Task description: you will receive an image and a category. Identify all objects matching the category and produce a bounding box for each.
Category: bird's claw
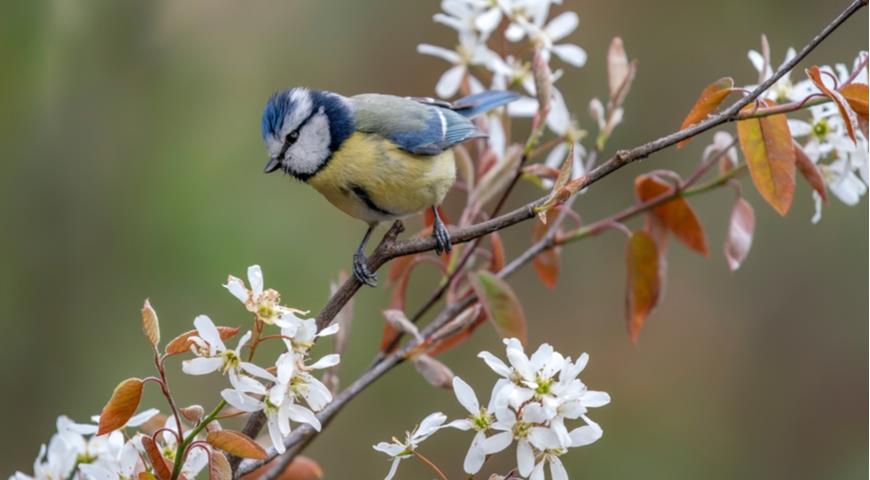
[352,251,378,287]
[433,218,452,256]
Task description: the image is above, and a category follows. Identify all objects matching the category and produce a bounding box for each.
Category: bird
[260,88,520,287]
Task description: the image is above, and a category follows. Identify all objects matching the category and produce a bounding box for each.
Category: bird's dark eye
[285,130,300,144]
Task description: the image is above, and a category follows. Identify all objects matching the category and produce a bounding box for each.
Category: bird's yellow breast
[307,133,456,223]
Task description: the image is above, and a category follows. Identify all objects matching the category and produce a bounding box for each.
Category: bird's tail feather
[452,90,521,118]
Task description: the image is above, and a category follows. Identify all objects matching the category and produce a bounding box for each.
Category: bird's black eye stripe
[285,130,300,144]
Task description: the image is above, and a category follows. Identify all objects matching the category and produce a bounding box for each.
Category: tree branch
[234,0,866,475]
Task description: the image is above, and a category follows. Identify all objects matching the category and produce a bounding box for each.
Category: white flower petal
[193,315,224,350]
[550,456,569,480]
[247,265,264,296]
[317,323,340,337]
[436,65,466,99]
[309,354,341,370]
[220,389,262,412]
[125,408,160,427]
[552,43,587,67]
[417,43,461,64]
[415,412,447,439]
[240,361,277,382]
[475,7,502,33]
[463,432,487,474]
[373,442,405,457]
[478,351,512,377]
[517,439,535,476]
[447,419,473,431]
[480,431,513,454]
[384,457,401,480]
[569,424,603,447]
[182,357,223,376]
[224,276,248,303]
[286,404,321,431]
[544,12,579,42]
[267,416,286,454]
[582,390,611,407]
[452,377,480,414]
[230,372,267,395]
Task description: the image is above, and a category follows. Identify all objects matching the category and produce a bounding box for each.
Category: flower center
[813,118,830,139]
[471,408,493,431]
[535,375,555,396]
[219,350,240,374]
[512,419,532,439]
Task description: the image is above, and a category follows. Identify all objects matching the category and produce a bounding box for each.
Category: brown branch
[234,0,866,475]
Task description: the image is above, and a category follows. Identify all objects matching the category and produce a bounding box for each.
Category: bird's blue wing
[351,94,485,155]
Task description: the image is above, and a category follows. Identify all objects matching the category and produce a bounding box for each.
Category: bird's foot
[432,217,452,256]
[352,251,378,287]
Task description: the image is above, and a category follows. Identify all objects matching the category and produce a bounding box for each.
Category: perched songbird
[260,88,519,286]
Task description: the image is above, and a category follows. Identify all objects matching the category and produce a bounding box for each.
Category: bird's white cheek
[289,111,332,175]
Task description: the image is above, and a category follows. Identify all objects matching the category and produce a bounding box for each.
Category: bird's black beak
[263,157,281,174]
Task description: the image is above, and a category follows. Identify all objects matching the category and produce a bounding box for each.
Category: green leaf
[470,271,527,345]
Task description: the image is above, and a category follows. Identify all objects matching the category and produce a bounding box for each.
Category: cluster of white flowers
[7,410,206,480]
[419,0,592,182]
[183,265,340,454]
[374,339,609,480]
[745,44,868,222]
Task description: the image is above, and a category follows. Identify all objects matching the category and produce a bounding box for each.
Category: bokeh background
[1,0,867,478]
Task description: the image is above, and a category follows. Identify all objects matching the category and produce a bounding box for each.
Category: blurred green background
[1,0,867,478]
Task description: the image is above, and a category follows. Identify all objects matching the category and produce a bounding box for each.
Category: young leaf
[531,208,561,289]
[141,299,160,349]
[207,430,267,459]
[736,101,795,215]
[607,37,636,107]
[724,198,755,272]
[625,231,662,343]
[470,271,527,345]
[241,456,324,480]
[97,377,144,435]
[165,326,240,355]
[806,66,858,142]
[412,354,455,389]
[489,231,506,272]
[141,436,172,480]
[210,451,233,480]
[677,77,734,148]
[426,305,486,357]
[793,141,828,203]
[839,83,869,137]
[634,175,709,255]
[138,473,158,480]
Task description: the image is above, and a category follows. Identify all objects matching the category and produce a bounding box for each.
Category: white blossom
[224,264,303,327]
[373,412,447,480]
[181,315,275,394]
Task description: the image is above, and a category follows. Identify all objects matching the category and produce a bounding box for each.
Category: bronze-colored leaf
[634,175,709,255]
[206,430,267,459]
[724,198,755,272]
[470,271,527,345]
[531,208,561,289]
[242,456,324,480]
[210,451,232,480]
[138,472,158,480]
[412,354,455,389]
[793,141,828,203]
[625,231,662,343]
[736,101,795,215]
[839,83,869,137]
[807,66,858,142]
[97,378,144,435]
[165,326,241,355]
[489,231,506,273]
[426,305,486,357]
[677,77,734,148]
[141,436,172,480]
[141,299,160,349]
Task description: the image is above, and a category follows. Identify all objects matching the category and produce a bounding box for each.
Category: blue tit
[260,88,519,286]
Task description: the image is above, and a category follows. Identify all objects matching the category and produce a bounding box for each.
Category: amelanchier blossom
[373,339,609,480]
[182,314,276,394]
[224,264,304,327]
[373,412,447,480]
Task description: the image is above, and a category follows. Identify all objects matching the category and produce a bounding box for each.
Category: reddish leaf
[412,354,455,389]
[165,326,240,355]
[242,456,324,480]
[97,378,144,435]
[635,175,709,255]
[470,271,527,345]
[531,208,561,289]
[625,231,662,343]
[736,101,795,215]
[386,254,417,285]
[207,430,267,459]
[138,473,158,480]
[839,83,869,137]
[489,232,506,272]
[380,255,430,352]
[141,436,172,480]
[423,206,450,229]
[210,451,232,480]
[793,141,828,204]
[677,77,734,148]
[141,299,160,349]
[807,66,858,142]
[724,198,755,272]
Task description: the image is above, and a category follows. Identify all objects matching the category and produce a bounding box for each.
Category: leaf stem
[413,451,450,480]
